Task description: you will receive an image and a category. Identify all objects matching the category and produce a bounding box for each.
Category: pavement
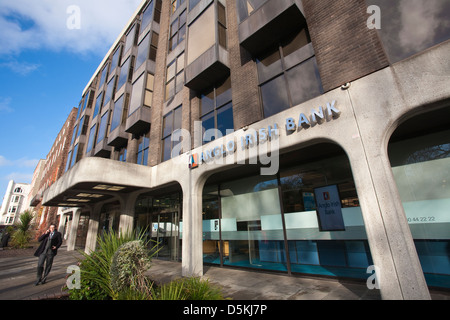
[0,246,449,301]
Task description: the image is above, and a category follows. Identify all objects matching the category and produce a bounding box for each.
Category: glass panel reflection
[367,0,450,63]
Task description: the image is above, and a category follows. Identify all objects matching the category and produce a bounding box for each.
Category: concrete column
[360,145,430,300]
[84,204,102,254]
[342,72,431,300]
[66,209,81,251]
[118,193,139,236]
[181,173,206,278]
[57,212,68,240]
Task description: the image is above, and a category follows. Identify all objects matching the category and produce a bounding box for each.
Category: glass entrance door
[153,210,180,261]
[135,191,182,262]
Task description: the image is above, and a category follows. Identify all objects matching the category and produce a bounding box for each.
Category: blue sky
[0,0,142,196]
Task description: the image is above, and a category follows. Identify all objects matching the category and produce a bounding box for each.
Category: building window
[136,31,158,72]
[98,63,109,89]
[200,77,233,144]
[86,124,97,153]
[70,144,79,168]
[137,131,150,166]
[140,0,155,34]
[129,72,154,116]
[161,106,183,162]
[65,150,72,172]
[110,45,123,74]
[171,0,185,14]
[118,148,127,162]
[80,116,90,136]
[203,144,372,279]
[80,90,93,115]
[117,56,135,91]
[388,106,450,289]
[165,53,185,100]
[189,0,201,11]
[187,4,215,65]
[111,94,129,132]
[236,0,266,23]
[218,3,227,48]
[169,9,186,52]
[71,125,78,146]
[125,23,139,53]
[103,76,117,107]
[257,28,323,118]
[149,32,159,61]
[97,111,110,144]
[93,92,104,119]
[154,0,162,23]
[136,33,150,71]
[13,187,22,193]
[367,0,450,64]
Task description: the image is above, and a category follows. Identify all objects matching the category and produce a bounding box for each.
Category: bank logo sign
[189,100,341,172]
[189,153,199,169]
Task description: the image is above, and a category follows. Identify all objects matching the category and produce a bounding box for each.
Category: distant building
[29,107,78,233]
[0,180,31,225]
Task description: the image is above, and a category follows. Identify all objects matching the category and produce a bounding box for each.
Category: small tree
[11,210,35,248]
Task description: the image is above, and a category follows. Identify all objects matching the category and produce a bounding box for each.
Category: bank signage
[189,100,341,170]
[314,184,346,231]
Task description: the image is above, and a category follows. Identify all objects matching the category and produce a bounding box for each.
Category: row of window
[67,0,324,168]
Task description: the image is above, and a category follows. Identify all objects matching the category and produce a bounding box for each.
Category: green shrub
[67,229,151,300]
[152,277,227,300]
[152,279,186,300]
[11,211,34,248]
[181,277,226,300]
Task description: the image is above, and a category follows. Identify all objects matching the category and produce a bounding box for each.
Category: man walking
[34,223,63,285]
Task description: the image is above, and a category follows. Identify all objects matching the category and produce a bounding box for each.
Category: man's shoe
[41,278,47,284]
[34,280,41,286]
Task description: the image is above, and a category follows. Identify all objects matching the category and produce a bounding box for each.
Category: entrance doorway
[152,210,181,261]
[135,190,182,262]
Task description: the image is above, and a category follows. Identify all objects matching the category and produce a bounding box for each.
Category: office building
[42,0,450,299]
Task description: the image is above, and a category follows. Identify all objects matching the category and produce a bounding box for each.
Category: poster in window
[314,185,345,231]
[302,192,315,211]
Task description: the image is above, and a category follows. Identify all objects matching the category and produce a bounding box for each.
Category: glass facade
[367,0,450,64]
[236,0,267,23]
[96,111,109,144]
[86,124,97,153]
[110,94,125,132]
[187,3,216,65]
[203,144,373,279]
[161,106,183,162]
[200,77,233,144]
[257,28,323,118]
[389,107,450,289]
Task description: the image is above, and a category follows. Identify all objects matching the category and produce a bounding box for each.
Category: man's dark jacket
[34,231,63,257]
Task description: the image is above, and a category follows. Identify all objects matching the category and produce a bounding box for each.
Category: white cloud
[0,0,143,57]
[0,59,40,75]
[5,172,33,183]
[0,156,13,167]
[0,97,13,113]
[0,155,39,168]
